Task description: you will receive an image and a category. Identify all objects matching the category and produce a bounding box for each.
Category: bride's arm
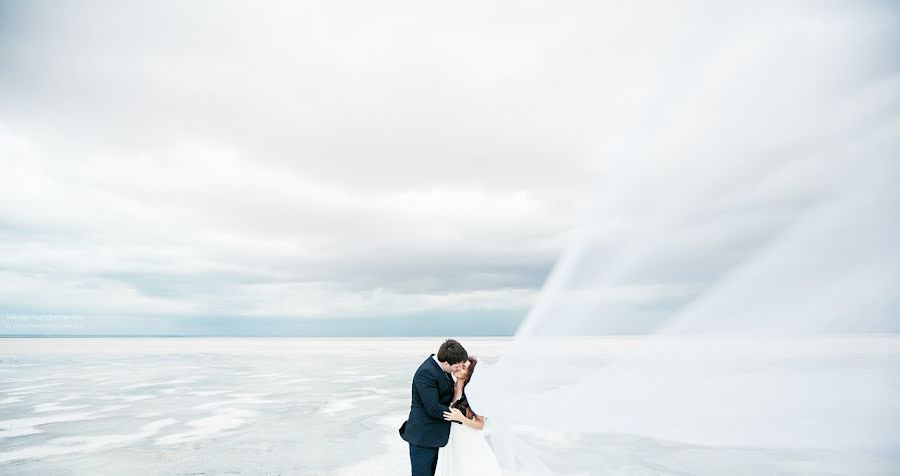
[443,408,485,430]
[464,415,485,431]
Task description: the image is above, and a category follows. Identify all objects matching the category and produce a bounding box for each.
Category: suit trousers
[409,443,439,476]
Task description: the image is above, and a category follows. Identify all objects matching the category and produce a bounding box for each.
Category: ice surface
[0,337,897,475]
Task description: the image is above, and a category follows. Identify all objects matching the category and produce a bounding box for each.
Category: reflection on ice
[155,408,253,445]
[0,418,177,464]
[319,395,379,416]
[32,402,91,413]
[1,412,97,439]
[192,394,284,410]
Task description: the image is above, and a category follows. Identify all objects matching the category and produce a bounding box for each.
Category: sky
[1,1,897,336]
[0,0,624,335]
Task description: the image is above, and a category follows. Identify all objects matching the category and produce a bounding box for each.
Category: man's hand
[443,407,464,422]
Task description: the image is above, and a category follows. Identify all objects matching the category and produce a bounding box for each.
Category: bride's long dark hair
[451,356,478,419]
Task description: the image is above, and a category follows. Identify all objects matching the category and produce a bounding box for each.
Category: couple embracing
[399,339,502,476]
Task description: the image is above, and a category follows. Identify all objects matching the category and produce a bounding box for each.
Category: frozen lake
[1,337,897,475]
[0,338,510,476]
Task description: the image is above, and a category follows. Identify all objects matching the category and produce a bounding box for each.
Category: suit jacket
[399,354,455,447]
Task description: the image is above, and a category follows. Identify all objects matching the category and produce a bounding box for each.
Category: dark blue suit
[399,354,455,476]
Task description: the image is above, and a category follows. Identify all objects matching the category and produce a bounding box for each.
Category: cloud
[2,0,632,327]
[2,1,895,335]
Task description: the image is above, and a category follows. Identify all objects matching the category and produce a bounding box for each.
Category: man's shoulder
[414,356,438,375]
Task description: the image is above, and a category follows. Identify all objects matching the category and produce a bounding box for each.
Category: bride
[435,356,503,476]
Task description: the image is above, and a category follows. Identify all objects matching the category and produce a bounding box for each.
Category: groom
[399,339,468,476]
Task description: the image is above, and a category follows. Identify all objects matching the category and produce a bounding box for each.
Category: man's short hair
[437,339,468,365]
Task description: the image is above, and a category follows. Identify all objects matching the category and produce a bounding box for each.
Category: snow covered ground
[0,337,897,475]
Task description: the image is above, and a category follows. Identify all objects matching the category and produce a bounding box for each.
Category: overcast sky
[1,1,897,336]
[0,1,631,335]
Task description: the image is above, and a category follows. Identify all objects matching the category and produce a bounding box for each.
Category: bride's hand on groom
[443,407,464,422]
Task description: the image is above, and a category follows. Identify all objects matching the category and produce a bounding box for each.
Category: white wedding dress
[434,414,502,476]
